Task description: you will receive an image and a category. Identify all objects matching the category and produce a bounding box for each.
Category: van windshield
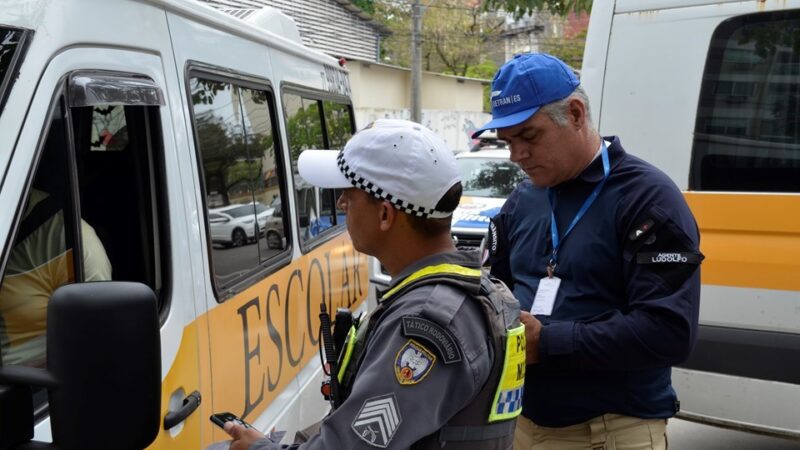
[0,27,27,115]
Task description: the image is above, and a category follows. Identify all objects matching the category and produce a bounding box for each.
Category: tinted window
[191,77,289,293]
[0,82,166,390]
[323,100,353,149]
[690,10,800,192]
[0,27,27,115]
[283,93,353,247]
[458,157,526,197]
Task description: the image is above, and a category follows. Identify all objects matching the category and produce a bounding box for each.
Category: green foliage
[482,0,592,19]
[285,99,324,161]
[351,0,375,14]
[540,28,587,70]
[465,60,498,112]
[376,0,505,77]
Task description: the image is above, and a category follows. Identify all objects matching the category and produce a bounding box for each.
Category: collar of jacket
[379,250,482,302]
[576,135,626,184]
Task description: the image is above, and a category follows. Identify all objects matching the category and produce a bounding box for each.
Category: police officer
[472,54,702,449]
[224,119,525,450]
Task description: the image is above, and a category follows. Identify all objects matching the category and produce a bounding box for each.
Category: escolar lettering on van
[209,241,368,421]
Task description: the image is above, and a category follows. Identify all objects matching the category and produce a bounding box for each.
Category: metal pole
[410,0,422,123]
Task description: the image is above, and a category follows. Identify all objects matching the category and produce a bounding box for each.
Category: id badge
[531,276,561,316]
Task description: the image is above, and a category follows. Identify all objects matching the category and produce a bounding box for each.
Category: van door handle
[163,390,201,430]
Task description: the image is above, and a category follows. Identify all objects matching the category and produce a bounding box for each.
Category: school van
[0,1,369,448]
[582,0,800,438]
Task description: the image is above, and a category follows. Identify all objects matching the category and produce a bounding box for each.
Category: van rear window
[0,27,28,115]
[690,10,800,192]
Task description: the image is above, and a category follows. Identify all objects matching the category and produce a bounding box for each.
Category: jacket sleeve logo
[394,339,436,385]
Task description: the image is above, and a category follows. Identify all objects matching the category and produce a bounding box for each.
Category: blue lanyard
[548,142,610,273]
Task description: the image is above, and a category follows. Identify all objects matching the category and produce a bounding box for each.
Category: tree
[376,0,505,77]
[540,28,587,70]
[482,0,592,18]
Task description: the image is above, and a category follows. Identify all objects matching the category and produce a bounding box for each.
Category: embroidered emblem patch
[394,339,436,385]
[352,394,401,448]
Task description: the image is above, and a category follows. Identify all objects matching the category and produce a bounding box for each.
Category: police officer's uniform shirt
[488,136,702,427]
[249,251,494,449]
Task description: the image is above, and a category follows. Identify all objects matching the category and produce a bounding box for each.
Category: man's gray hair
[539,85,594,129]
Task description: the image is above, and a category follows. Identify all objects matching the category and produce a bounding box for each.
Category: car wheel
[266,231,282,250]
[232,228,246,247]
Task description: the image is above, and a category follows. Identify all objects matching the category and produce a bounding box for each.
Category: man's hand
[224,421,270,450]
[520,311,542,364]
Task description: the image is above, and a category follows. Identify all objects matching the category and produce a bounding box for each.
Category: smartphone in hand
[210,412,254,430]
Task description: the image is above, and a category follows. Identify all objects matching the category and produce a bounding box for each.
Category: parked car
[208,202,273,247]
[263,199,286,249]
[469,130,508,152]
[452,149,525,252]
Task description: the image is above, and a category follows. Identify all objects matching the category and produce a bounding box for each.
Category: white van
[582,0,800,439]
[0,1,369,448]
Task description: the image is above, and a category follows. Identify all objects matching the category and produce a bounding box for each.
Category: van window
[0,27,29,115]
[283,92,354,249]
[0,80,167,411]
[690,10,800,192]
[190,77,289,294]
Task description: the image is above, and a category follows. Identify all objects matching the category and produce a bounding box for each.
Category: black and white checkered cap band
[336,153,452,219]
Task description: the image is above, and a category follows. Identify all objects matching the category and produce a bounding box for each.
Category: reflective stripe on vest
[338,263,481,392]
[337,325,358,383]
[382,264,481,301]
[488,324,525,422]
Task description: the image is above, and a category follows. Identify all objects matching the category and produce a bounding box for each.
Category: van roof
[0,0,341,68]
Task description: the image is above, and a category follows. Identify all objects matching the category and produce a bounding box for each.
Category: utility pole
[410,0,422,123]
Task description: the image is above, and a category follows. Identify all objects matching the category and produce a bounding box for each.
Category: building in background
[347,58,490,153]
[200,0,389,61]
[199,0,490,152]
[499,11,589,68]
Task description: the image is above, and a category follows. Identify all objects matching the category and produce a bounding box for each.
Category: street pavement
[669,418,800,449]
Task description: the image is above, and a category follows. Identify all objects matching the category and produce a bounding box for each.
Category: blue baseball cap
[472,53,580,138]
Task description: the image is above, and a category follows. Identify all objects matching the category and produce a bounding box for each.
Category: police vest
[337,264,525,449]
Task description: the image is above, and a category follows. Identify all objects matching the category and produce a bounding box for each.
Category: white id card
[531,276,561,316]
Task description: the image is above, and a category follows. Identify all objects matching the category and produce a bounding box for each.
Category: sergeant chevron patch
[352,393,402,448]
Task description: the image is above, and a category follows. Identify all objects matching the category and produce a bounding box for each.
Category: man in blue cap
[474,53,703,449]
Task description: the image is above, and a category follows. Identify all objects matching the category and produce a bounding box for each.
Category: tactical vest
[337,264,525,450]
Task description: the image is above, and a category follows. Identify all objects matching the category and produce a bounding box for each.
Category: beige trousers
[514,414,667,450]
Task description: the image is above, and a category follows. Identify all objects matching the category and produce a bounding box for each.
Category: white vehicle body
[209,203,273,247]
[583,0,800,438]
[0,1,368,448]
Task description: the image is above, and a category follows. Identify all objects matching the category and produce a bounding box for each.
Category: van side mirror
[47,281,161,450]
[0,282,160,450]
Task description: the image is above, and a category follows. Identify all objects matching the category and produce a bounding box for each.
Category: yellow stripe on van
[202,233,368,446]
[685,192,800,291]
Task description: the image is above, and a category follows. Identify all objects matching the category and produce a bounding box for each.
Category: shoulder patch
[352,393,401,448]
[394,340,436,385]
[401,316,462,364]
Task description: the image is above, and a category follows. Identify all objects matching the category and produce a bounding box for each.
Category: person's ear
[568,98,587,129]
[379,201,396,231]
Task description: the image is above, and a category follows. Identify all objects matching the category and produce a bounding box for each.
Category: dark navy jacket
[488,137,702,427]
